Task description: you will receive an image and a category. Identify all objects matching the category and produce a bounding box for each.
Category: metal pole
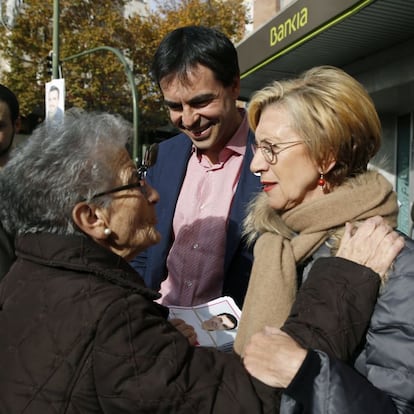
[61,47,140,164]
[52,0,60,79]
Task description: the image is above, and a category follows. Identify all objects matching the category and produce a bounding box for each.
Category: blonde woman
[239,66,411,413]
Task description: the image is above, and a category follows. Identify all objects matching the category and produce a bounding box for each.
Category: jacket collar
[15,233,160,301]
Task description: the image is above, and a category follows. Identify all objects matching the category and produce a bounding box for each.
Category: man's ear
[72,202,108,240]
[231,76,241,100]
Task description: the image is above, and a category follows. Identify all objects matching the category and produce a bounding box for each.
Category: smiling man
[130,26,260,307]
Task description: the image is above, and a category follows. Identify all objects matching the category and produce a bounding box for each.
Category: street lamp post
[52,0,60,80]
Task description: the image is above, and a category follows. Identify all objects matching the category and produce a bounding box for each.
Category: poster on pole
[45,78,65,125]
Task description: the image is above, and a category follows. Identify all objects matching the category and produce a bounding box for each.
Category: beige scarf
[234,171,398,355]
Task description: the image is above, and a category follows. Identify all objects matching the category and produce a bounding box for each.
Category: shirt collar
[226,109,248,156]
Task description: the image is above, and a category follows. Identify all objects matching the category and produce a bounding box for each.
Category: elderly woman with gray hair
[0,111,403,413]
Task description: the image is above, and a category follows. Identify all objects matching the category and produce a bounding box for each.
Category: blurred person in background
[0,84,21,280]
[0,84,20,168]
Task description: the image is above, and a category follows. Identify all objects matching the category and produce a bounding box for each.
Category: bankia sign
[237,0,371,76]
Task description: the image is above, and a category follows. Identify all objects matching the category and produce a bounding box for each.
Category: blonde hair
[248,65,381,187]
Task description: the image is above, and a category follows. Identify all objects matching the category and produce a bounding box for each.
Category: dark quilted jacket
[280,237,414,414]
[0,233,277,413]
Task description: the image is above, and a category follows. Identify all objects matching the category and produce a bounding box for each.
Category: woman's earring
[104,228,112,236]
[318,172,326,187]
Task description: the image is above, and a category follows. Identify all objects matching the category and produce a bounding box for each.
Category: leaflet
[168,296,241,352]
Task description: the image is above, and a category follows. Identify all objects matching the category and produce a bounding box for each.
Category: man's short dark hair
[49,85,60,96]
[151,25,240,88]
[218,312,238,329]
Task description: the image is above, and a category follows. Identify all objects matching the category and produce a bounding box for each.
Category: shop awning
[237,0,414,107]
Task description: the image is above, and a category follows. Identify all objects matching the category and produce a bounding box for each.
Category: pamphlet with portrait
[168,296,241,352]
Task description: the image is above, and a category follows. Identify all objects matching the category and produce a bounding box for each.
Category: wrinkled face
[0,101,15,157]
[250,104,323,212]
[201,314,236,331]
[104,149,161,260]
[160,64,241,160]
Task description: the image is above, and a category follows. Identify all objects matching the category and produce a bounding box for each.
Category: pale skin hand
[336,215,405,279]
[170,318,199,346]
[243,216,405,388]
[244,327,307,388]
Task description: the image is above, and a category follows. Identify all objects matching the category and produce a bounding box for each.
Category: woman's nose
[250,147,268,175]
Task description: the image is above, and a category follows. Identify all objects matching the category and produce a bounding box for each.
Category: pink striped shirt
[158,114,249,306]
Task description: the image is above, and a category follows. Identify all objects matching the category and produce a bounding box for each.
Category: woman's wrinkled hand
[170,318,199,346]
[243,327,307,388]
[336,216,405,279]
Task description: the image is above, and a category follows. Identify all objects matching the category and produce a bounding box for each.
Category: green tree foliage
[0,0,247,137]
[0,0,130,123]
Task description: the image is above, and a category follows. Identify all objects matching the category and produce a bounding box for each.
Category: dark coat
[265,256,385,413]
[130,131,261,307]
[282,257,382,361]
[0,221,14,281]
[0,233,277,413]
[281,238,414,414]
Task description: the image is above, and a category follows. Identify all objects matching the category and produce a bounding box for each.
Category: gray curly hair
[0,112,132,237]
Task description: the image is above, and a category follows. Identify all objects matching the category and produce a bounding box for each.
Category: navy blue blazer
[130,131,261,307]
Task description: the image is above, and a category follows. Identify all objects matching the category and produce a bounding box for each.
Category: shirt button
[185,280,193,287]
[193,243,199,249]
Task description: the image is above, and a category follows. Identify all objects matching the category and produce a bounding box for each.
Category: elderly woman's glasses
[252,140,305,164]
[90,143,158,199]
